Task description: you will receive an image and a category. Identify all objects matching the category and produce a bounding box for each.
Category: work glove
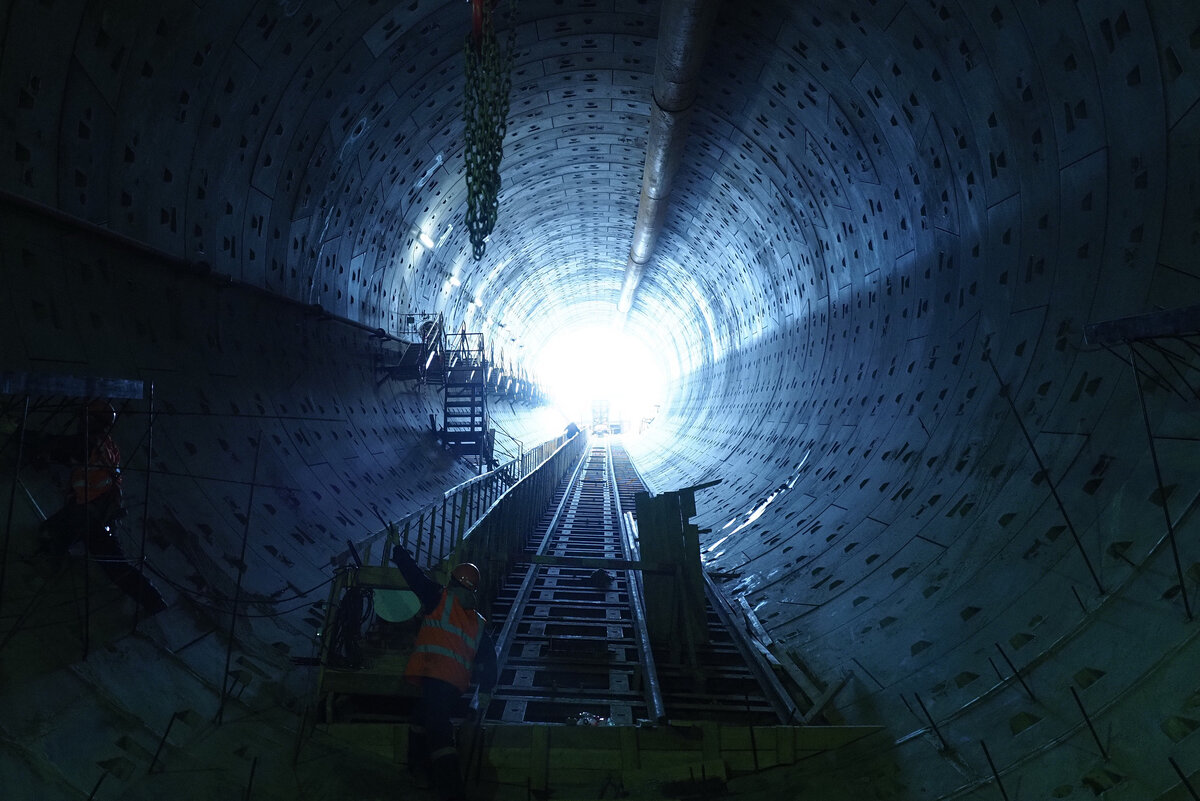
[474,693,492,720]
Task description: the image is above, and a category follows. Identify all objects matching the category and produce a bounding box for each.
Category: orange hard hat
[85,399,116,430]
[451,563,481,591]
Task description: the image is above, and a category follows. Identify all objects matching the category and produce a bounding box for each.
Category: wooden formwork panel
[322,721,882,786]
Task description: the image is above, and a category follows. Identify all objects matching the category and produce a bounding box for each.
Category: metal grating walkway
[484,442,784,726]
[488,444,648,724]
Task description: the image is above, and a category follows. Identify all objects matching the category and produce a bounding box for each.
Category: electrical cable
[1,549,337,631]
[322,583,375,667]
[139,559,335,614]
[0,555,133,638]
[0,593,127,635]
[146,569,334,620]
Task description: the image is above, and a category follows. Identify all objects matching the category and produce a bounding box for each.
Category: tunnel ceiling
[5,0,1200,798]
[11,0,1192,375]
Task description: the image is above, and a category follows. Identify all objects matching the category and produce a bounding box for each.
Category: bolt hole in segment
[531,323,669,436]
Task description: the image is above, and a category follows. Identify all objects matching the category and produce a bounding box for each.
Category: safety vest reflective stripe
[405,590,482,691]
[71,440,121,504]
[414,643,472,670]
[421,594,480,650]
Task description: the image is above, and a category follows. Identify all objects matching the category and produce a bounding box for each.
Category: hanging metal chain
[463,0,517,261]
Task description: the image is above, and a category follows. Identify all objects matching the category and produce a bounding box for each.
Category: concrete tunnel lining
[1,0,1200,799]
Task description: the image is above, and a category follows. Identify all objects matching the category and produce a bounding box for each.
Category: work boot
[407,725,432,789]
[430,749,466,800]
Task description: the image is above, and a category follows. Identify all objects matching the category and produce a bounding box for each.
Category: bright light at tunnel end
[533,324,669,435]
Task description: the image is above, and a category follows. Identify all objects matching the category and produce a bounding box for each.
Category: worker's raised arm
[389,544,442,613]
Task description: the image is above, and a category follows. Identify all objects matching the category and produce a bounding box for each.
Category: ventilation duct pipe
[616,0,719,315]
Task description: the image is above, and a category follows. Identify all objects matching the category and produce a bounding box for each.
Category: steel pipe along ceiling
[618,0,720,315]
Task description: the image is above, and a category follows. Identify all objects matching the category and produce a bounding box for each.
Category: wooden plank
[738,596,773,646]
[719,726,752,750]
[531,726,549,792]
[549,725,621,750]
[792,725,883,749]
[546,748,623,770]
[394,724,407,764]
[630,725,706,751]
[323,724,395,760]
[318,659,418,696]
[802,671,851,724]
[701,722,720,761]
[727,749,778,772]
[620,726,640,770]
[319,673,411,695]
[484,726,533,747]
[623,758,727,787]
[492,764,614,788]
[769,646,823,705]
[751,726,776,753]
[750,637,782,667]
[351,565,412,589]
[776,724,794,765]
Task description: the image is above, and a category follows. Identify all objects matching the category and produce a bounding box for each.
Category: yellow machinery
[315,562,425,724]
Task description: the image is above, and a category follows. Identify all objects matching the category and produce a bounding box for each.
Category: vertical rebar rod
[1071,585,1087,614]
[986,354,1104,596]
[980,740,1010,801]
[429,506,438,562]
[429,505,438,561]
[1145,339,1200,399]
[0,395,29,621]
[440,496,448,556]
[413,511,423,565]
[1170,756,1200,801]
[81,398,91,660]
[292,702,310,765]
[244,755,258,800]
[427,510,436,565]
[148,710,179,773]
[457,491,469,548]
[216,434,262,725]
[132,383,155,633]
[995,642,1037,701]
[1070,686,1109,760]
[912,692,948,750]
[86,770,109,800]
[433,506,442,559]
[1129,344,1192,621]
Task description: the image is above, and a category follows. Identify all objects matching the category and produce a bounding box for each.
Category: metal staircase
[375,313,444,385]
[442,329,493,469]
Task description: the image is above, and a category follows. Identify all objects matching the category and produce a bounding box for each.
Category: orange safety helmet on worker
[404,562,485,692]
[71,401,122,505]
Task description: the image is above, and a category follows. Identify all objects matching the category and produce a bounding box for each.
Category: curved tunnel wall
[2,1,1200,799]
[0,201,563,798]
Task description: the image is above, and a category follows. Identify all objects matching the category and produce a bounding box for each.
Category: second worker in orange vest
[391,543,497,801]
[35,400,166,615]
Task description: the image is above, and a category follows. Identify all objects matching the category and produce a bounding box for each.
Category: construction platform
[309,440,877,798]
[322,718,882,799]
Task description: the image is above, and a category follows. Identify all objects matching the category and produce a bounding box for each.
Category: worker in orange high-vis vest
[35,400,166,614]
[391,543,497,801]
